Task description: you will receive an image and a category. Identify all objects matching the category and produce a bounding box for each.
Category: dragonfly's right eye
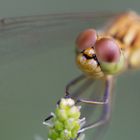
[94,37,125,75]
[94,38,120,63]
[76,29,97,51]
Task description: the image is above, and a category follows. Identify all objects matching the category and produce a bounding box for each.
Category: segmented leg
[78,76,113,133]
[66,74,110,105]
[65,75,113,139]
[65,74,86,97]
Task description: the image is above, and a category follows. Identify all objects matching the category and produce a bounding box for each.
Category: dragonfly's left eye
[76,28,97,51]
[94,38,120,63]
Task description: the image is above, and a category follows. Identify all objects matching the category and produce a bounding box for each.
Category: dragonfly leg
[65,74,86,96]
[65,74,95,100]
[77,98,108,105]
[78,77,113,133]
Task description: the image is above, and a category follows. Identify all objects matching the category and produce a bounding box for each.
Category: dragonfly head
[76,29,125,78]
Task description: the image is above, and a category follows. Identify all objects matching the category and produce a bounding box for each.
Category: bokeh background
[0,0,140,17]
[0,0,140,140]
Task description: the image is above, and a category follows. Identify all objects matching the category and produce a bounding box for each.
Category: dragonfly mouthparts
[81,47,100,66]
[83,53,100,65]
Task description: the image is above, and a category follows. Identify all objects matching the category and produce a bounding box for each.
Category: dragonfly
[44,11,140,139]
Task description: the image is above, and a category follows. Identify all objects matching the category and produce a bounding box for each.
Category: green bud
[54,120,64,131]
[60,129,71,139]
[45,98,85,140]
[48,129,59,140]
[55,108,68,121]
[68,106,81,119]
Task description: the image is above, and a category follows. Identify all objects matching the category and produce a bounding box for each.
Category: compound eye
[76,29,97,51]
[94,38,121,63]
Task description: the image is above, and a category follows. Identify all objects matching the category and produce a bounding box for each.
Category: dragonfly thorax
[106,11,140,68]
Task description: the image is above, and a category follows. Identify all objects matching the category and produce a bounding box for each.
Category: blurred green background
[0,0,140,140]
[0,0,140,17]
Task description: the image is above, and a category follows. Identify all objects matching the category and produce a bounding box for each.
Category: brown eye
[76,29,97,51]
[94,38,120,63]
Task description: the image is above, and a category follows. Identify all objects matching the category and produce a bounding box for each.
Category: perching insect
[44,11,140,140]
